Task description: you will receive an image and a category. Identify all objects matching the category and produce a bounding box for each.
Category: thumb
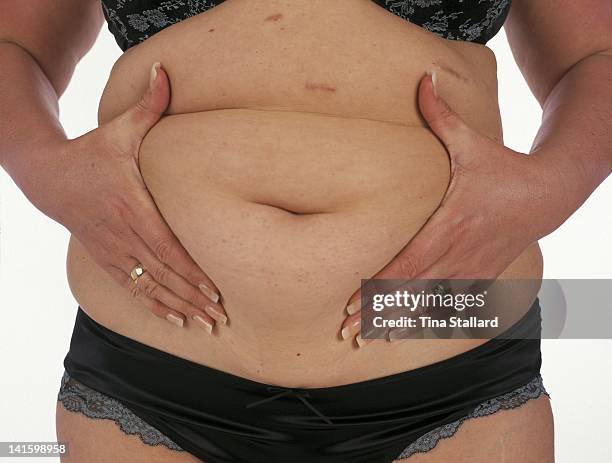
[418,71,471,152]
[114,62,171,142]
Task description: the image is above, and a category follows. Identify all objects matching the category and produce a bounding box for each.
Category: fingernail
[346,302,359,315]
[199,283,220,303]
[430,70,439,98]
[205,305,227,325]
[341,319,361,340]
[149,62,160,90]
[193,315,213,334]
[166,313,184,327]
[356,334,367,348]
[388,329,402,342]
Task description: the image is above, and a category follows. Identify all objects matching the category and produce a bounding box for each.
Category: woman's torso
[67,0,542,387]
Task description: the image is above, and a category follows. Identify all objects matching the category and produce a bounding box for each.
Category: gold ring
[130,263,145,283]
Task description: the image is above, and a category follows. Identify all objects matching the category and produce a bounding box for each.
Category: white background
[1,22,611,463]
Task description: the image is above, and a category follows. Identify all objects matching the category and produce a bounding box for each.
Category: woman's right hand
[25,62,228,332]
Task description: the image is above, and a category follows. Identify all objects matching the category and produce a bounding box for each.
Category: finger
[342,212,450,330]
[111,62,171,149]
[105,263,187,326]
[344,271,390,312]
[445,278,482,297]
[143,62,171,117]
[128,267,216,334]
[355,334,374,349]
[340,312,361,341]
[377,215,451,282]
[389,326,424,342]
[346,295,361,316]
[344,282,370,316]
[132,203,222,305]
[129,62,170,135]
[127,228,227,324]
[121,256,217,333]
[417,72,473,153]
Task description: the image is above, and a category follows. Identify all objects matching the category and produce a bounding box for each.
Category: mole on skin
[264,13,284,22]
[208,28,215,32]
[304,82,337,93]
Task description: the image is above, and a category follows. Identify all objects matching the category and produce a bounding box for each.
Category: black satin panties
[63,299,542,463]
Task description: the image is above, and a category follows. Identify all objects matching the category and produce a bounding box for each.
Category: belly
[67,0,542,387]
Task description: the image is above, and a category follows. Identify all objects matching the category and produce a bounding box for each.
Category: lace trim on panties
[57,371,182,451]
[57,372,547,457]
[395,374,549,459]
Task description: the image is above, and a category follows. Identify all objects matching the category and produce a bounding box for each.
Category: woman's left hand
[341,72,562,347]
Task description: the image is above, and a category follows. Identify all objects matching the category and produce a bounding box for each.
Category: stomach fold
[65,0,542,386]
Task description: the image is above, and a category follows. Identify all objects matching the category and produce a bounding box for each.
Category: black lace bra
[101,0,512,52]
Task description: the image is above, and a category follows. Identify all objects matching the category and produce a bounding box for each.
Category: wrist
[526,150,602,237]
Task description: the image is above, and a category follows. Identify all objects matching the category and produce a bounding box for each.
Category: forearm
[529,51,612,229]
[0,41,67,189]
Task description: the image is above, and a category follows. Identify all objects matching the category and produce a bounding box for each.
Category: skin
[0,0,605,461]
[0,1,227,329]
[342,0,612,346]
